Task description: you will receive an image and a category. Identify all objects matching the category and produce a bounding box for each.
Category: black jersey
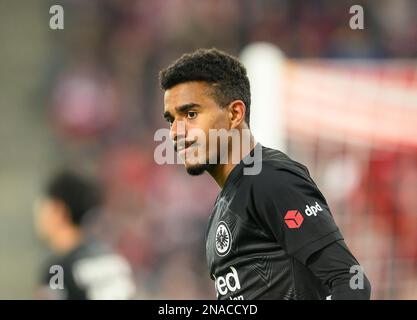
[38,240,136,300]
[206,144,344,300]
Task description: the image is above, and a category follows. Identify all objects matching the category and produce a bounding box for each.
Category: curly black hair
[159,48,251,125]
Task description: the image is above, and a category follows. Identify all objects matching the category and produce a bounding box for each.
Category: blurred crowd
[42,0,417,299]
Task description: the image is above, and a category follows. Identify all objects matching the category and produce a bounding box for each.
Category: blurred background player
[34,170,136,300]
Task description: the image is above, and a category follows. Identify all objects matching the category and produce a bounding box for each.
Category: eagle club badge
[215,221,232,257]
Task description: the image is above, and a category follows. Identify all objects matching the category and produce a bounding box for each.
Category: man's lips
[174,140,196,153]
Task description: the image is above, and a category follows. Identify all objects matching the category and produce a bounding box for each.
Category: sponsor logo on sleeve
[304,202,323,216]
[284,210,304,228]
[284,202,324,229]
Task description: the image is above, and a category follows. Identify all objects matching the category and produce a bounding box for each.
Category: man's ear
[228,100,246,129]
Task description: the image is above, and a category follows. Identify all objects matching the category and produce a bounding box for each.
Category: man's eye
[187,111,197,119]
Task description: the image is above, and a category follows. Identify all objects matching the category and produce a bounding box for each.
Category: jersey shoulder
[246,146,313,189]
[262,146,310,178]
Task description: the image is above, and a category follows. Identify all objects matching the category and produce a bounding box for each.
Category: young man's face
[34,197,67,244]
[164,81,230,175]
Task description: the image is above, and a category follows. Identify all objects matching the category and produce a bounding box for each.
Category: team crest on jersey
[215,221,232,257]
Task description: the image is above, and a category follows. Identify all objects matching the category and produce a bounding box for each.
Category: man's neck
[208,162,236,189]
[208,134,257,188]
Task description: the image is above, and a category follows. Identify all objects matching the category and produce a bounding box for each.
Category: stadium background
[1,0,416,299]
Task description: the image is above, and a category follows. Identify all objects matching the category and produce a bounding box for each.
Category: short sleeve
[249,167,344,264]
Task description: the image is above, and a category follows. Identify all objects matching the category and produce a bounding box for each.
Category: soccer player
[159,48,371,300]
[34,170,136,300]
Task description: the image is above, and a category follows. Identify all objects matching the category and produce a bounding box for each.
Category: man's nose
[170,119,186,142]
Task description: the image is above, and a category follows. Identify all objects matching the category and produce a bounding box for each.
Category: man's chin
[184,163,215,176]
[185,164,207,176]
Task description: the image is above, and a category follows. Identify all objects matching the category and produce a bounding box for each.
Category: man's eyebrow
[163,111,173,120]
[163,103,201,121]
[176,103,201,113]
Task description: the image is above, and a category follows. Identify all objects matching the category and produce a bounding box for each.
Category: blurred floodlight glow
[240,42,286,152]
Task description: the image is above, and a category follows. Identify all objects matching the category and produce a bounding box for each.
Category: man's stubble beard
[183,142,224,176]
[184,150,219,176]
[185,162,217,176]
